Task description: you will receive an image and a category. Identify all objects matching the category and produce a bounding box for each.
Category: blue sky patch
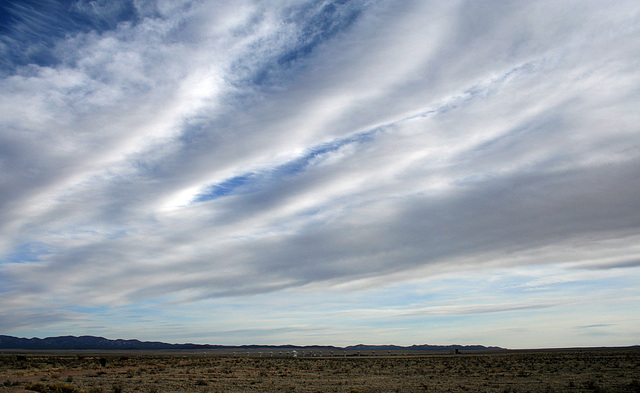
[192,126,380,204]
[3,242,55,264]
[249,0,363,86]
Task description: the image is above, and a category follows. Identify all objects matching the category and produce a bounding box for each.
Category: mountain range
[0,335,503,352]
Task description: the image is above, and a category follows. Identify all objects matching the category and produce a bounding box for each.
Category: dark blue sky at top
[0,0,140,73]
[0,0,363,78]
[252,0,361,86]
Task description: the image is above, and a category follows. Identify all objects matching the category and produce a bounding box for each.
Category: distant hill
[345,344,503,351]
[0,335,503,352]
[0,335,213,350]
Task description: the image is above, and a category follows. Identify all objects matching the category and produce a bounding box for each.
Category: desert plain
[1,348,639,393]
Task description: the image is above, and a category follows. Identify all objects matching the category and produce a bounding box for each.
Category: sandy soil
[1,348,639,392]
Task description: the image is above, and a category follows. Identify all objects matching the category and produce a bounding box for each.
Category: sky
[1,0,639,350]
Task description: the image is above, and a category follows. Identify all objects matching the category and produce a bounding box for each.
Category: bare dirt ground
[1,348,639,392]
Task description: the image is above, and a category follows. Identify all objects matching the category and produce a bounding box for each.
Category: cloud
[0,307,82,333]
[1,0,640,347]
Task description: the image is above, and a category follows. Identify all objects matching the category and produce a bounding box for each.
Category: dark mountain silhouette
[0,335,503,351]
[0,335,225,350]
[344,343,502,351]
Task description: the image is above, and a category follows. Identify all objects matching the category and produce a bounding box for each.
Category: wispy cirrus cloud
[1,0,639,348]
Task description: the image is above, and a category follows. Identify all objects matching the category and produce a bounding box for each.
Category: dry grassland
[1,349,639,392]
